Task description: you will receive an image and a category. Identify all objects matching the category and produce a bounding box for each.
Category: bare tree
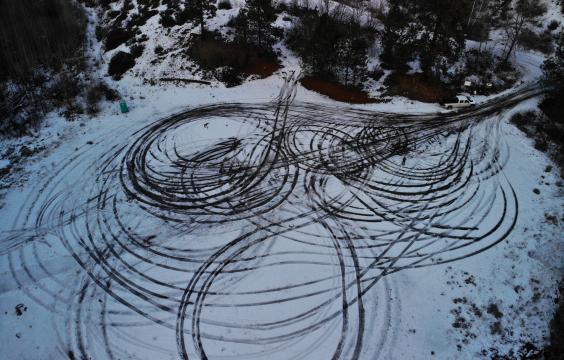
[501,0,546,65]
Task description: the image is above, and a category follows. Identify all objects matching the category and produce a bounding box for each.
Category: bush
[287,10,374,86]
[0,86,44,136]
[98,82,119,101]
[85,81,118,115]
[62,102,84,121]
[519,29,553,54]
[548,20,560,31]
[277,2,288,12]
[105,28,134,51]
[130,44,145,58]
[539,96,563,124]
[160,11,176,28]
[108,52,136,79]
[510,109,564,173]
[218,0,232,10]
[129,8,159,27]
[466,19,490,42]
[50,74,82,107]
[95,25,108,41]
[510,110,537,129]
[86,87,102,115]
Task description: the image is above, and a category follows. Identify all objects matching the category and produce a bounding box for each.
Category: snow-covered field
[0,64,562,360]
[0,1,563,357]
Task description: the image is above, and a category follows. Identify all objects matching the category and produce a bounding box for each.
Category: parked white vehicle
[440,95,475,109]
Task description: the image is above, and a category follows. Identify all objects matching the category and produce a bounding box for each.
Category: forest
[0,0,563,135]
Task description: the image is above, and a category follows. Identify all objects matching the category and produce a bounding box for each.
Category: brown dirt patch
[384,72,455,103]
[242,59,281,78]
[301,77,384,104]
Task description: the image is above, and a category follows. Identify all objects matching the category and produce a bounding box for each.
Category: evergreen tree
[242,0,276,49]
[380,0,419,68]
[542,32,564,93]
[287,10,371,87]
[337,35,368,85]
[414,0,473,77]
[185,0,216,35]
[381,0,472,77]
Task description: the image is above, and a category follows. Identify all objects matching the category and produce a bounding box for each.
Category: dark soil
[241,58,280,78]
[186,33,280,87]
[301,77,385,104]
[384,72,455,103]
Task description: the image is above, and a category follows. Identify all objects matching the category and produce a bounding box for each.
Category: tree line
[0,0,87,83]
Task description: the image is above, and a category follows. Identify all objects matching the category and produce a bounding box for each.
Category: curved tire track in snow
[1,80,542,359]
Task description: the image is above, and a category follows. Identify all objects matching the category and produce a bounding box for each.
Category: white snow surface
[0,2,563,359]
[0,67,562,359]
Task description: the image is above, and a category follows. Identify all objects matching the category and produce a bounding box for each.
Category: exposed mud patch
[301,76,387,104]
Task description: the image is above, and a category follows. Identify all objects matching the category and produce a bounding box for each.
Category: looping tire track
[1,79,543,359]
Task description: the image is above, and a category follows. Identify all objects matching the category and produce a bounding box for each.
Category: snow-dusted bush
[518,29,554,54]
[105,28,134,51]
[108,52,136,79]
[218,0,232,10]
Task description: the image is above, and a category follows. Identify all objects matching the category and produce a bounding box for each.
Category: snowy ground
[0,64,562,360]
[0,4,563,357]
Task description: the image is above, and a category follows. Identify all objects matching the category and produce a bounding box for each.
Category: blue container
[120,100,129,113]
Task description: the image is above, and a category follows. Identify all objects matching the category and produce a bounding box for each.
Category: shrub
[160,10,176,28]
[218,0,232,10]
[287,10,374,86]
[510,110,537,129]
[86,87,102,115]
[108,52,136,79]
[129,8,159,27]
[84,81,117,115]
[277,2,288,12]
[534,139,548,152]
[466,19,490,42]
[50,74,82,107]
[548,20,559,31]
[539,96,563,124]
[106,10,120,19]
[105,28,134,51]
[130,44,145,58]
[95,25,108,41]
[369,68,385,81]
[98,82,119,101]
[519,29,553,54]
[0,86,44,136]
[62,102,84,121]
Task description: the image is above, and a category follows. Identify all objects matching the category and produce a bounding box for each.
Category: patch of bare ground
[383,72,456,103]
[300,76,388,104]
[241,58,281,78]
